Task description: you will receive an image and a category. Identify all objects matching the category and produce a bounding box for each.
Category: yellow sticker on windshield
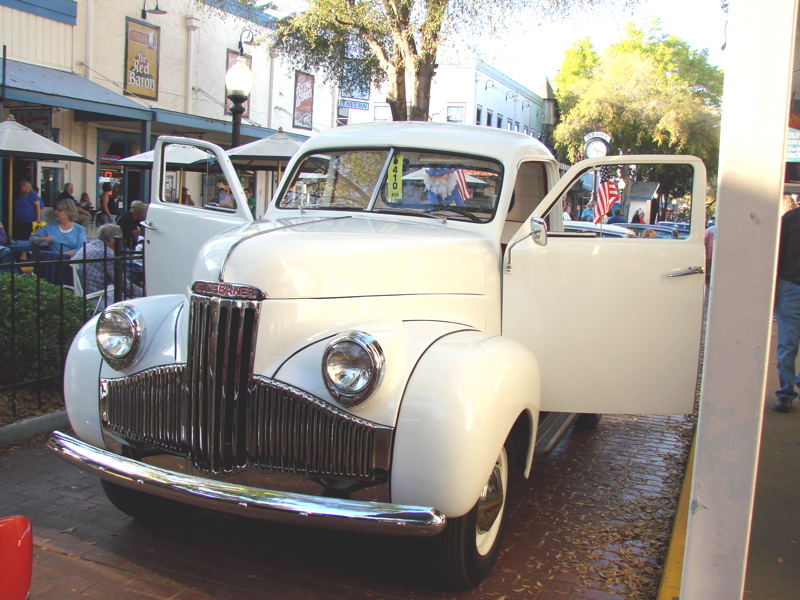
[388,154,404,200]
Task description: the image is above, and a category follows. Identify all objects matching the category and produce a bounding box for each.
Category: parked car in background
[563,221,636,238]
[657,221,691,235]
[49,123,708,588]
[620,223,682,239]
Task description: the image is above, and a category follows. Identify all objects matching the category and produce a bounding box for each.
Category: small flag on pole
[595,166,619,224]
[455,169,471,202]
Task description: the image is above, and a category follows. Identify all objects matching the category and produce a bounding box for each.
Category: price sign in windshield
[388,154,404,200]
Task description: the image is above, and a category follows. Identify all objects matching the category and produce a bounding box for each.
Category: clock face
[584,138,609,158]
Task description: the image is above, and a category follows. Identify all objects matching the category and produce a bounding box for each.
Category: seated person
[29,199,87,256]
[57,183,92,228]
[71,224,142,298]
[116,201,147,249]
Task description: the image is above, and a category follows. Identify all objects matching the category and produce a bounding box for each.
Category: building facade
[0,0,338,219]
[346,58,556,145]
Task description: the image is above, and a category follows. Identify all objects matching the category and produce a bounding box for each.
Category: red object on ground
[0,515,33,600]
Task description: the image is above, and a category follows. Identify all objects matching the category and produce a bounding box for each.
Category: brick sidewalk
[0,414,694,600]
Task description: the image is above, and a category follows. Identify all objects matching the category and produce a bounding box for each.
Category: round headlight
[322,332,384,407]
[96,304,143,371]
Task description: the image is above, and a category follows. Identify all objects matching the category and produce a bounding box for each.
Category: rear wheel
[439,444,509,589]
[574,412,601,432]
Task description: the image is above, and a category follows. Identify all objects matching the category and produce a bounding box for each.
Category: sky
[271,0,729,93]
[472,0,729,92]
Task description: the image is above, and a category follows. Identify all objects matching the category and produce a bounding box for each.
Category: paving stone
[0,415,693,599]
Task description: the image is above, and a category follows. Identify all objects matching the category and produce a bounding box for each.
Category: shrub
[0,273,91,385]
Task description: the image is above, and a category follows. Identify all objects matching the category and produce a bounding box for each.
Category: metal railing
[0,239,144,422]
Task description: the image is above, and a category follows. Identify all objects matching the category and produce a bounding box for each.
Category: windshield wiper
[372,207,446,222]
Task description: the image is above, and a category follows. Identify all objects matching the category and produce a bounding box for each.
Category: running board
[533,412,578,461]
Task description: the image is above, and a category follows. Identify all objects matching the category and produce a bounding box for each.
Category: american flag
[594,166,619,224]
[455,169,471,201]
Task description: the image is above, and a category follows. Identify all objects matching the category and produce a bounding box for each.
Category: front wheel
[438,444,509,589]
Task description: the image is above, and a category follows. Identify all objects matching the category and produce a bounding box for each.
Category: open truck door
[142,137,253,296]
[503,155,706,415]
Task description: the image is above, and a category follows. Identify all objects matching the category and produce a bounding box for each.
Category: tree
[553,22,722,217]
[270,0,641,122]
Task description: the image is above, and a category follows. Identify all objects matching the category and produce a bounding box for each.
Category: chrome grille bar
[101,365,184,452]
[248,378,392,479]
[187,293,260,474]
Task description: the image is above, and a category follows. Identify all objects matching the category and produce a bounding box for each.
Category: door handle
[140,220,158,231]
[667,266,704,277]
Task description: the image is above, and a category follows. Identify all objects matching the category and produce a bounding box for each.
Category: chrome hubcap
[476,455,505,534]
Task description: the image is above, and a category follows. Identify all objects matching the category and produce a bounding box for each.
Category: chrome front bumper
[47,431,446,537]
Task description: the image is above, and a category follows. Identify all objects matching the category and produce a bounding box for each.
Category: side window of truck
[547,163,695,240]
[502,161,548,245]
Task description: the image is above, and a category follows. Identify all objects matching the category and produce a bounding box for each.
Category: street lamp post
[225,55,254,148]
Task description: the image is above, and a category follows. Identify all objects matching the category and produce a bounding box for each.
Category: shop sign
[11,108,51,137]
[293,71,314,131]
[339,99,369,111]
[124,17,160,101]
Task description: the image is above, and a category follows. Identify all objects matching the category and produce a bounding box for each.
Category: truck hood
[193,216,496,299]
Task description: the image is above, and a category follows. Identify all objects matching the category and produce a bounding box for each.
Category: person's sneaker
[775,398,793,413]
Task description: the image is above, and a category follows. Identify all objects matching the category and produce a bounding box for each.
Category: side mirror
[530,217,547,247]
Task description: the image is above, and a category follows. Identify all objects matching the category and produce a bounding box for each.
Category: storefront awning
[2,59,152,121]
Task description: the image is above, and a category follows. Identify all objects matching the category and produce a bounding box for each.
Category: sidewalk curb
[0,410,69,447]
[656,435,696,600]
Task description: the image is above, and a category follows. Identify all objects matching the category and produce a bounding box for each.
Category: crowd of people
[1,180,146,298]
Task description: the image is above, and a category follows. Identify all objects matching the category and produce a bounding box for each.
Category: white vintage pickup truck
[49,122,705,588]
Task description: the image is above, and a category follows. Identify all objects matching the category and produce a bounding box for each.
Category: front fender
[65,295,186,448]
[391,331,540,517]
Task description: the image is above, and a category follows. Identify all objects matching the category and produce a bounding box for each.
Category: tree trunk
[409,54,436,121]
[386,53,408,121]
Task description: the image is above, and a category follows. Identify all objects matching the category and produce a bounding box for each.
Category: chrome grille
[101,365,184,452]
[186,291,260,474]
[101,282,393,483]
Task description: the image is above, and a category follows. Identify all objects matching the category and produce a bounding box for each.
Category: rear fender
[391,331,540,517]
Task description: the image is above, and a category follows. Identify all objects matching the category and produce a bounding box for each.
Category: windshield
[277,149,503,223]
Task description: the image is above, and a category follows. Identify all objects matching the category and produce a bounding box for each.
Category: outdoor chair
[69,263,113,314]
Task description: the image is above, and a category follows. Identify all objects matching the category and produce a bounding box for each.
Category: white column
[681,1,798,598]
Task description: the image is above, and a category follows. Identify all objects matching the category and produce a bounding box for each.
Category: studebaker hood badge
[193,216,496,299]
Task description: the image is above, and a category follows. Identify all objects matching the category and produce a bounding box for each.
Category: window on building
[374,105,391,121]
[336,107,350,127]
[497,113,503,128]
[476,105,483,125]
[486,109,493,126]
[524,126,530,135]
[447,105,465,123]
[507,118,513,130]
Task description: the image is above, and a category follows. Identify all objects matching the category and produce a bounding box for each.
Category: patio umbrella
[0,115,92,237]
[0,115,93,163]
[117,144,211,167]
[225,128,305,169]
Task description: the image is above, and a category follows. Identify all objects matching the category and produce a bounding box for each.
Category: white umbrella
[0,115,92,163]
[226,128,305,167]
[403,168,487,184]
[1,115,92,239]
[118,144,211,167]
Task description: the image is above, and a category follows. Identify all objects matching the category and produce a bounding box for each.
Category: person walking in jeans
[775,205,800,412]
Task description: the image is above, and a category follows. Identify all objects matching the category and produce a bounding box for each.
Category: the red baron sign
[124,18,160,100]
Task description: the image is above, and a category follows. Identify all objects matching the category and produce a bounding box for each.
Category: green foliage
[553,21,722,176]
[0,274,91,385]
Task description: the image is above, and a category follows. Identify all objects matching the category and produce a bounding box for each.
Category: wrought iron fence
[0,240,144,422]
